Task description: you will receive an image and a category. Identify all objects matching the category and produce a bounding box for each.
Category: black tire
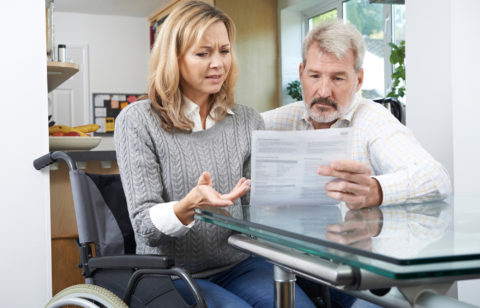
[45,284,128,308]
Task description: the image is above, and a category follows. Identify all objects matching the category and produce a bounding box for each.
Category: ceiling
[54,0,171,17]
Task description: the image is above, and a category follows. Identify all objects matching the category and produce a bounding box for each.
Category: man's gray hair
[302,20,365,72]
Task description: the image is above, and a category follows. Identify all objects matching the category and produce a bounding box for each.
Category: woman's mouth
[206,74,223,83]
[206,74,222,79]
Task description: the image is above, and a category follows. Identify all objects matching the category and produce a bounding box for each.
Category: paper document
[250,128,352,206]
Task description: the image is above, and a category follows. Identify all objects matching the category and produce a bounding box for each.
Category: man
[262,21,451,308]
[263,21,451,210]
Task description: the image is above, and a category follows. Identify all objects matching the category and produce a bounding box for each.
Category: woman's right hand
[174,172,251,225]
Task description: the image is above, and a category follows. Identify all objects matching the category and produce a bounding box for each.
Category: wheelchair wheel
[45,284,128,308]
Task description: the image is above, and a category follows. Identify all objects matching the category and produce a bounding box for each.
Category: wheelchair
[34,151,206,308]
[373,97,406,124]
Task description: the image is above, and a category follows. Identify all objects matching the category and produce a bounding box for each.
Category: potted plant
[286,80,303,101]
[387,40,405,99]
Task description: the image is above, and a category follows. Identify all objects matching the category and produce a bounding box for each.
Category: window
[308,9,337,29]
[344,0,385,99]
[392,4,405,44]
[304,0,405,100]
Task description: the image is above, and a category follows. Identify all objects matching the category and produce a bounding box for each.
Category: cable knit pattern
[114,99,265,275]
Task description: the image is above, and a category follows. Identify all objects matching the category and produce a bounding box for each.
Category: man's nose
[316,78,332,98]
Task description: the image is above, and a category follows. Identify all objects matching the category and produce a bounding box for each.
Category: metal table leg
[274,264,296,308]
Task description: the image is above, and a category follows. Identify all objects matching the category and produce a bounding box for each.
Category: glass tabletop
[195,195,480,279]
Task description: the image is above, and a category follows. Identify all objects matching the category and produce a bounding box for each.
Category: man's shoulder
[351,98,404,132]
[261,101,306,130]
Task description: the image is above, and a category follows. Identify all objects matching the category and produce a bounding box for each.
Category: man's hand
[317,160,382,209]
[326,208,383,250]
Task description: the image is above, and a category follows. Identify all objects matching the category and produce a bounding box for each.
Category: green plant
[286,80,303,101]
[387,40,405,99]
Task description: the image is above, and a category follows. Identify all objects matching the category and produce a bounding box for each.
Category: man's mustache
[310,97,338,110]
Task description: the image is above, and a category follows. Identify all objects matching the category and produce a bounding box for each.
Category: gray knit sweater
[114,99,264,275]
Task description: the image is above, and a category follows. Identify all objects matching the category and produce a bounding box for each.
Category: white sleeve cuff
[149,201,195,237]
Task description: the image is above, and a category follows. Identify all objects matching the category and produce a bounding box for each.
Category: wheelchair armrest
[124,267,207,308]
[88,254,173,271]
[88,255,206,308]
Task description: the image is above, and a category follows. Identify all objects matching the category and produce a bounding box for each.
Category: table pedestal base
[274,265,296,308]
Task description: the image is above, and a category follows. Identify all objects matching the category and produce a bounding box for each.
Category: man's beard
[305,90,356,124]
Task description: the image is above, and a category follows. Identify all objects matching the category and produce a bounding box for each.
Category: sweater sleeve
[114,104,174,247]
[241,106,265,205]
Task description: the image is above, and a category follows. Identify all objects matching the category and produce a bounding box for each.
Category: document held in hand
[250,128,352,206]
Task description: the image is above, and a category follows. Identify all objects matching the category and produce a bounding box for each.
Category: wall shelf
[47,61,79,92]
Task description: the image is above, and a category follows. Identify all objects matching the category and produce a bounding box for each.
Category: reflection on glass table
[195,196,480,307]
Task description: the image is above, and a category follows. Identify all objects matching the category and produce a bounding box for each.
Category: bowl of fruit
[49,124,102,151]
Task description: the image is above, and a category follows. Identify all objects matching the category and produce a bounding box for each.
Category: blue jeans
[173,256,316,308]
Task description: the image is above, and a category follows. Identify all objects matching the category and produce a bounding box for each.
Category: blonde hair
[148,0,238,133]
[303,20,365,72]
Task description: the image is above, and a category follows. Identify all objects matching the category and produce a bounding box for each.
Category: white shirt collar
[183,96,234,132]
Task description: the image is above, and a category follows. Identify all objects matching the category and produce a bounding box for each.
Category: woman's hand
[174,172,251,225]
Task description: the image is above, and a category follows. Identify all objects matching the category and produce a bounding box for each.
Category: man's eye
[334,77,345,81]
[310,74,319,79]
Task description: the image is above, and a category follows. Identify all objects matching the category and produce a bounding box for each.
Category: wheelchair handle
[33,151,77,171]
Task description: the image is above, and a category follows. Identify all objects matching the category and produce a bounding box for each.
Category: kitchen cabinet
[47,61,79,92]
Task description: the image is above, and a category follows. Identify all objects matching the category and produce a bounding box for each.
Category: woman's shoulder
[231,104,264,129]
[119,99,150,117]
[115,99,157,131]
[232,104,261,117]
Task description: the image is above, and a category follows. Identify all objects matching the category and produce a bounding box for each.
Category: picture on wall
[92,93,145,136]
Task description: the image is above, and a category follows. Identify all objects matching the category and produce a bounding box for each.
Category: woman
[114,1,314,307]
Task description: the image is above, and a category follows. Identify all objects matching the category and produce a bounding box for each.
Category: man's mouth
[310,97,337,110]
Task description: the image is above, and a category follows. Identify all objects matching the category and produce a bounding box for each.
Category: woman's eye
[196,52,208,57]
[221,49,230,54]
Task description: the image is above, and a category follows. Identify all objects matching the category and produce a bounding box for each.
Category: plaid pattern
[261,95,451,205]
[371,202,451,257]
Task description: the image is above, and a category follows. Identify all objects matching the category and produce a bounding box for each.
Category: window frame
[302,0,343,37]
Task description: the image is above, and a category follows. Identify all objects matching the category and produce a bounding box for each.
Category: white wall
[0,1,51,306]
[406,0,480,305]
[451,0,480,303]
[54,12,150,150]
[405,0,453,178]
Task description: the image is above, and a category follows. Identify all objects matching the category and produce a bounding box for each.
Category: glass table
[195,195,480,307]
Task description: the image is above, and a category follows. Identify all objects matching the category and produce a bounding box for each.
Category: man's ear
[356,68,364,92]
[299,62,304,80]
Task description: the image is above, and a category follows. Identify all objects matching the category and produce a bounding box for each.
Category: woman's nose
[210,53,221,68]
